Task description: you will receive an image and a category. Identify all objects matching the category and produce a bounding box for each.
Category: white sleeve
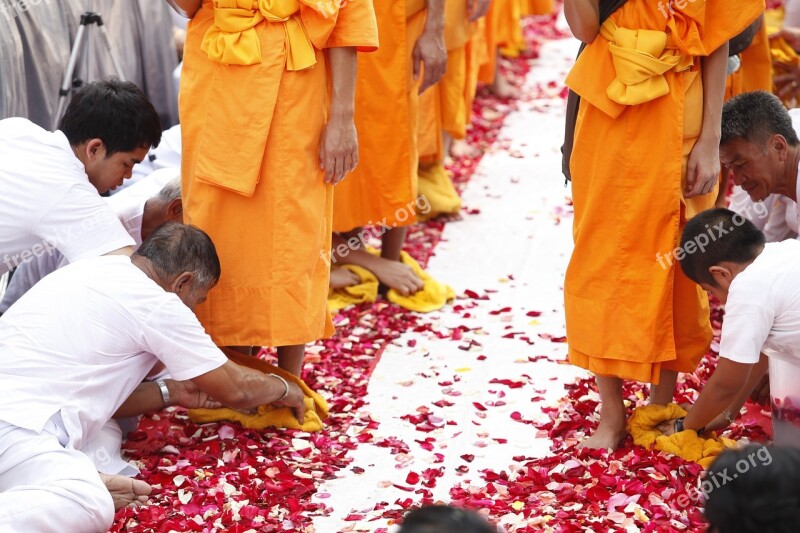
[35,186,135,263]
[0,250,65,313]
[718,297,773,365]
[141,299,228,381]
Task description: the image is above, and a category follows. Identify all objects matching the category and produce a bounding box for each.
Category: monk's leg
[330,231,422,295]
[488,51,514,98]
[99,473,151,511]
[227,346,256,356]
[650,369,678,405]
[277,344,305,377]
[580,375,627,450]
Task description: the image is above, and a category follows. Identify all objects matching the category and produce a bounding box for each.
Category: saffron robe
[181,0,378,347]
[564,0,764,384]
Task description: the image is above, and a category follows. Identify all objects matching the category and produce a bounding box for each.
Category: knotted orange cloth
[564,1,764,384]
[628,404,736,469]
[181,0,377,347]
[189,348,329,432]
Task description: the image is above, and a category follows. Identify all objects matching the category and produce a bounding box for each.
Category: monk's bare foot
[489,72,515,99]
[449,138,478,159]
[578,420,626,451]
[330,267,361,289]
[99,473,152,510]
[372,258,424,296]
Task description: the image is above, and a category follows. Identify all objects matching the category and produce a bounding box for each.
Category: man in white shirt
[660,209,794,436]
[720,91,800,236]
[0,223,307,533]
[0,78,162,276]
[0,169,182,314]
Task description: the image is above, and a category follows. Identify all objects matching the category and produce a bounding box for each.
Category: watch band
[156,380,172,407]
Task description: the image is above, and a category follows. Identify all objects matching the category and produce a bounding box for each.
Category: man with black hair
[704,445,800,533]
[721,91,800,239]
[660,208,800,436]
[0,223,309,532]
[398,505,495,533]
[0,78,162,276]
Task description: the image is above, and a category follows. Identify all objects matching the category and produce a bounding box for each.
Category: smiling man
[0,79,162,276]
[720,91,800,234]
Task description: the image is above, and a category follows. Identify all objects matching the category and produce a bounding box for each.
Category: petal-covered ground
[112,12,771,533]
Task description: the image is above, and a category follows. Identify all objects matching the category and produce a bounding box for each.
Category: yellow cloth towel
[189,348,329,432]
[417,163,462,222]
[328,264,379,312]
[386,251,456,313]
[327,248,455,313]
[628,403,737,469]
[600,19,693,107]
[201,0,323,68]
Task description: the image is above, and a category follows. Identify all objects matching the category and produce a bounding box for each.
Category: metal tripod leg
[52,12,127,130]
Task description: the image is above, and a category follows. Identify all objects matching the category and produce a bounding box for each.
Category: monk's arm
[321,47,359,185]
[165,0,202,18]
[684,40,728,197]
[191,360,306,421]
[564,0,600,44]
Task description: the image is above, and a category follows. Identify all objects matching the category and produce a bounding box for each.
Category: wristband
[271,374,290,402]
[156,380,172,407]
[675,417,704,434]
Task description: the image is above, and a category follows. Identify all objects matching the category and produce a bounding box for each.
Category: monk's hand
[468,0,491,21]
[685,136,720,198]
[750,373,770,406]
[274,381,306,424]
[780,27,800,52]
[414,27,447,94]
[320,116,358,185]
[171,380,222,409]
[775,70,800,101]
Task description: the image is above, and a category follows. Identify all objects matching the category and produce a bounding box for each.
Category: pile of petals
[110,12,560,533]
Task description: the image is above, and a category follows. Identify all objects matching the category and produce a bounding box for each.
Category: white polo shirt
[0,118,135,275]
[0,169,180,314]
[719,240,800,365]
[0,255,227,450]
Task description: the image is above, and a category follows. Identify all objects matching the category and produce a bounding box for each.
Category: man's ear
[772,133,789,161]
[167,198,183,222]
[85,138,106,161]
[708,265,732,286]
[172,271,194,293]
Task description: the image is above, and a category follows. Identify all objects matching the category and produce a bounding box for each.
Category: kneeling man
[0,223,306,532]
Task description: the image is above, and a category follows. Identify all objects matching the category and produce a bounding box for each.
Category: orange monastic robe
[332,1,427,233]
[565,1,764,384]
[181,0,378,347]
[478,0,524,84]
[524,0,554,16]
[725,21,772,99]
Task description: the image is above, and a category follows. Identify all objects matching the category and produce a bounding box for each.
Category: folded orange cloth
[628,403,736,469]
[189,348,329,432]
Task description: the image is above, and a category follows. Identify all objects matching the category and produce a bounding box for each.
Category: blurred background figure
[398,505,495,533]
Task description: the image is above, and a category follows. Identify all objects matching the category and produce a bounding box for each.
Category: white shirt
[0,118,134,275]
[719,240,800,365]
[0,169,180,314]
[0,255,227,450]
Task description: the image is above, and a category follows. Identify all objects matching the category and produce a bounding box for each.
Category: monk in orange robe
[563,0,764,450]
[330,0,447,296]
[172,0,378,375]
[479,0,524,97]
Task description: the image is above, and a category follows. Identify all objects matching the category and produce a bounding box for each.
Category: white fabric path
[313,38,587,532]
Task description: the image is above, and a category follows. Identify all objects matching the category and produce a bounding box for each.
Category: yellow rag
[328,265,379,313]
[327,249,455,313]
[628,403,737,469]
[417,163,462,221]
[189,348,329,432]
[386,251,456,313]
